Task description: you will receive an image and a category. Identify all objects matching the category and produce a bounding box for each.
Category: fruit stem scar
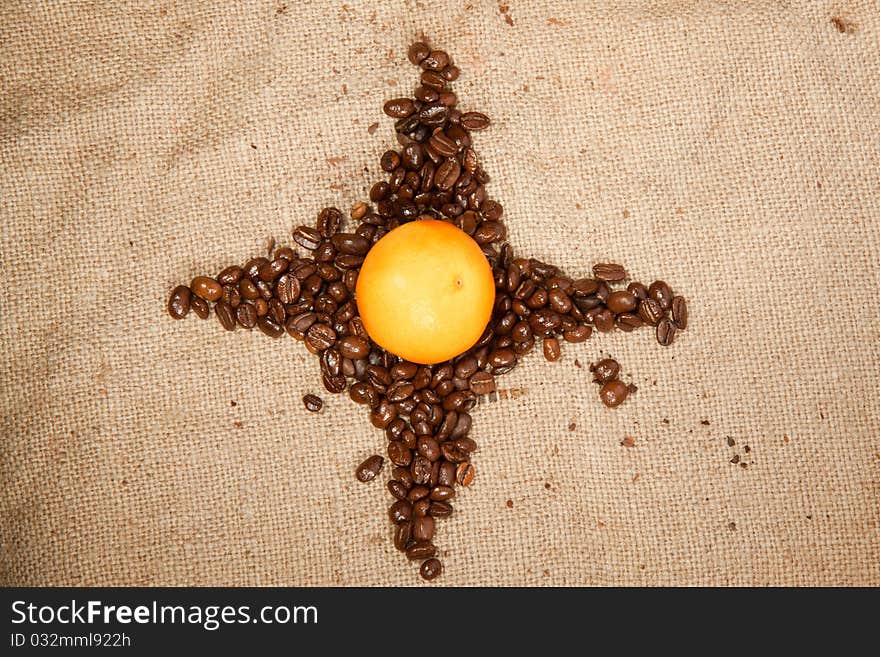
[455,277,463,288]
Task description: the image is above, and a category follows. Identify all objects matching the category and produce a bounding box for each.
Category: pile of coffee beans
[167,40,688,581]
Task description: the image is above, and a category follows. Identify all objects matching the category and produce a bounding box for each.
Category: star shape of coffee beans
[167,40,688,582]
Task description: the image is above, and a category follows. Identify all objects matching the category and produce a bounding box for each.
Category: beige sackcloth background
[2,0,879,586]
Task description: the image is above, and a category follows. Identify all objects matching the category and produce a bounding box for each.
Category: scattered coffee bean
[406,541,436,560]
[592,263,627,282]
[383,98,416,118]
[356,455,384,482]
[190,295,210,319]
[543,337,561,361]
[591,358,620,384]
[456,462,475,486]
[606,290,637,314]
[301,393,323,413]
[191,276,222,301]
[671,296,688,330]
[469,371,496,395]
[638,298,663,325]
[600,380,629,407]
[656,318,677,346]
[460,111,491,131]
[649,280,673,310]
[167,285,191,319]
[420,558,443,580]
[215,301,236,331]
[407,41,430,65]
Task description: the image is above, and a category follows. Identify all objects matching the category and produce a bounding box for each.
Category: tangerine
[355,219,495,364]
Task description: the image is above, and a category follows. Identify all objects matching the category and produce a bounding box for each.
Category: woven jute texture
[2,0,879,586]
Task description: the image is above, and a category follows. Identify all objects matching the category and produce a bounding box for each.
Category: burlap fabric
[2,0,878,587]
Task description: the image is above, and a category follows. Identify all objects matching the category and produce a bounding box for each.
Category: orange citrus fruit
[355,219,495,364]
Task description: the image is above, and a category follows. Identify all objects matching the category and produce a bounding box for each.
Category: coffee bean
[420,70,446,90]
[485,347,514,370]
[414,85,439,102]
[460,112,491,131]
[429,131,458,157]
[286,311,316,339]
[393,466,414,489]
[383,97,416,118]
[238,278,259,300]
[656,318,676,346]
[442,63,460,80]
[600,380,629,407]
[649,280,673,310]
[256,279,274,300]
[258,258,289,282]
[387,441,412,467]
[317,207,343,239]
[413,515,435,542]
[593,308,615,332]
[338,335,371,360]
[221,284,241,308]
[235,302,258,329]
[215,302,236,331]
[429,485,455,501]
[388,480,408,500]
[473,221,506,245]
[455,436,478,453]
[167,285,191,319]
[417,436,441,461]
[420,558,442,580]
[543,337,561,362]
[592,263,627,282]
[638,298,663,325]
[450,412,471,440]
[217,265,244,285]
[616,313,643,332]
[305,323,336,351]
[407,41,430,65]
[571,278,600,297]
[591,358,619,383]
[406,541,436,560]
[548,288,572,314]
[293,225,322,251]
[437,461,457,487]
[380,150,400,172]
[331,233,371,256]
[407,485,430,503]
[411,455,432,484]
[419,101,448,124]
[563,325,591,342]
[389,500,412,524]
[456,462,475,486]
[387,381,414,403]
[421,49,450,71]
[190,295,209,319]
[393,522,412,551]
[191,276,222,301]
[469,371,496,395]
[355,455,383,482]
[606,290,638,314]
[435,158,461,190]
[428,500,453,519]
[257,316,283,338]
[401,142,424,169]
[320,347,342,378]
[273,273,299,304]
[628,282,648,300]
[671,296,688,330]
